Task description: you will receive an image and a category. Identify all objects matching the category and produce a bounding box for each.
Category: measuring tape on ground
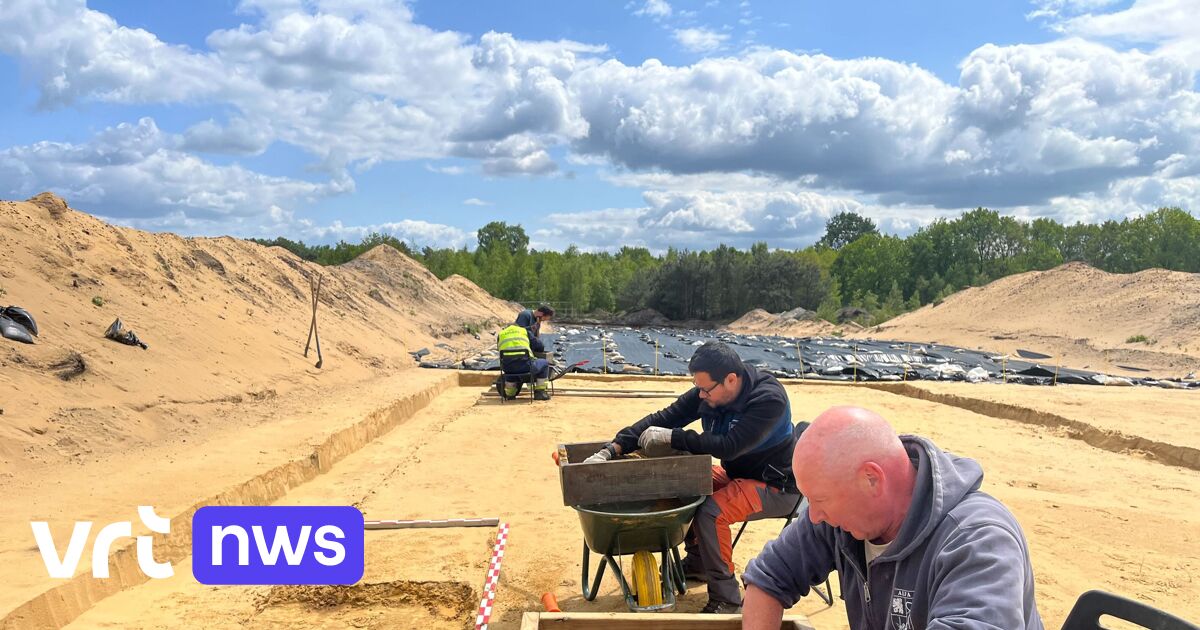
[474,522,509,630]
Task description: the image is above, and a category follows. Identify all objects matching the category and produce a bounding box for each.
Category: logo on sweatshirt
[890,587,914,630]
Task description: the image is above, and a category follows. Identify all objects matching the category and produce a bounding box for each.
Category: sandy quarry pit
[1,373,1197,630]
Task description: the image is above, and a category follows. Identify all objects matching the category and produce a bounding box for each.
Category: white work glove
[637,427,674,456]
[583,445,615,464]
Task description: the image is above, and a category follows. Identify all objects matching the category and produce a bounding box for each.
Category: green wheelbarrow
[574,495,705,612]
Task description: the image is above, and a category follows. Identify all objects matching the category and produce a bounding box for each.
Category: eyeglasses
[697,380,723,396]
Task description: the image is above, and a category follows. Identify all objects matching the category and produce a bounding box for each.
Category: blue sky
[1,0,1197,252]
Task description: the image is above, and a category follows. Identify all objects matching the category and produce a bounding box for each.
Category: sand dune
[724,308,841,337]
[0,194,515,471]
[3,198,1197,630]
[865,262,1200,377]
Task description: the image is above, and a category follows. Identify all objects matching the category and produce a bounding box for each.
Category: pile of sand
[725,308,840,337]
[0,194,516,470]
[863,262,1200,377]
[442,274,516,314]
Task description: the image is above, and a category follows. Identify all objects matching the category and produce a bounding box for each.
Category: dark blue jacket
[514,309,545,353]
[612,364,796,491]
[743,436,1043,630]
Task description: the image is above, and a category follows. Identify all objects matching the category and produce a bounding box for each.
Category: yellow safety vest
[497,325,534,359]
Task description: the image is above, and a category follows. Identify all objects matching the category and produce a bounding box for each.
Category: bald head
[795,406,906,483]
[793,406,916,543]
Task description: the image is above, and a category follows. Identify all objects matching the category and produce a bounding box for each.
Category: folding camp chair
[731,492,835,606]
[1061,590,1198,630]
[730,419,834,606]
[498,348,537,404]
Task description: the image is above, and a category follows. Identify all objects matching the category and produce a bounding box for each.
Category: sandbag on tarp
[446,325,1200,389]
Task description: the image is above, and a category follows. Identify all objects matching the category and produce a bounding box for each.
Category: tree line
[253,206,1199,325]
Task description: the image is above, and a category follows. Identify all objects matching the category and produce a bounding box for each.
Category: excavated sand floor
[0,375,1184,630]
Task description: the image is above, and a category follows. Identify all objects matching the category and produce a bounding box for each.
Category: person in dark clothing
[515,304,554,346]
[742,406,1043,630]
[583,341,799,613]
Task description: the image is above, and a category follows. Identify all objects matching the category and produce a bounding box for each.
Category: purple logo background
[192,506,364,585]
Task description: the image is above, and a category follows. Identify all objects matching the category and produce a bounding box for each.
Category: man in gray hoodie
[742,406,1043,630]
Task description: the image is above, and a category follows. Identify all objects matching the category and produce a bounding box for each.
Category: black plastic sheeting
[424,326,1199,389]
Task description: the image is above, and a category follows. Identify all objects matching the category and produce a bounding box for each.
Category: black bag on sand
[1,306,38,336]
[0,313,34,344]
[104,318,149,350]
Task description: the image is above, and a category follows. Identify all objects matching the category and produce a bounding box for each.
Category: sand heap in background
[0,194,517,470]
[724,307,840,337]
[863,262,1200,377]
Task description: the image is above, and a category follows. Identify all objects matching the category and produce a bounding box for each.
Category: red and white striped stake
[474,522,510,630]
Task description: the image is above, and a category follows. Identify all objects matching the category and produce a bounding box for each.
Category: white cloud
[0,118,350,223]
[534,188,892,251]
[182,117,274,155]
[297,218,473,248]
[1027,0,1122,20]
[1055,0,1200,69]
[673,28,730,53]
[455,133,560,176]
[0,0,603,174]
[601,169,813,192]
[633,0,673,19]
[463,197,492,206]
[2,0,1198,240]
[568,40,1200,208]
[0,0,228,107]
[425,163,467,175]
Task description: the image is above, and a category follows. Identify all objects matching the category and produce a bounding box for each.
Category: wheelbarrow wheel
[631,550,663,608]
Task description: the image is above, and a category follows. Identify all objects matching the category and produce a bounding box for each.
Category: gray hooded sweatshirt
[743,436,1043,630]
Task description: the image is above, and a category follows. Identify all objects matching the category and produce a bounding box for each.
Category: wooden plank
[558,441,712,507]
[520,612,814,629]
[551,387,678,394]
[561,441,610,463]
[364,517,498,530]
[483,391,678,399]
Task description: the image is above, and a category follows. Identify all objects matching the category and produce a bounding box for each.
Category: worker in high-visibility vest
[497,324,552,400]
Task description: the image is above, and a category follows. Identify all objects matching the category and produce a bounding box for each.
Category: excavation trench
[0,373,459,630]
[864,382,1200,471]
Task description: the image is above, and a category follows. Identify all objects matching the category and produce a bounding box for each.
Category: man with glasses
[583,340,800,613]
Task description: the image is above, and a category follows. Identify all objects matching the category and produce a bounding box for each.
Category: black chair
[1061,590,1198,630]
[731,492,835,606]
[731,419,834,606]
[498,349,537,404]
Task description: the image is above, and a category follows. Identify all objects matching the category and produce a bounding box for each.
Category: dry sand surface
[864,262,1200,378]
[3,197,1198,630]
[0,194,515,473]
[725,308,840,337]
[15,376,1190,630]
[725,262,1200,379]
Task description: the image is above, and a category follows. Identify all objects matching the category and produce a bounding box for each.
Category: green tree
[879,280,906,322]
[476,221,530,256]
[818,211,879,250]
[831,234,909,303]
[816,277,843,322]
[589,274,616,312]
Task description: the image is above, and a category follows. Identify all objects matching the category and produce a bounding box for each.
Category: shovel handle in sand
[304,274,323,368]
